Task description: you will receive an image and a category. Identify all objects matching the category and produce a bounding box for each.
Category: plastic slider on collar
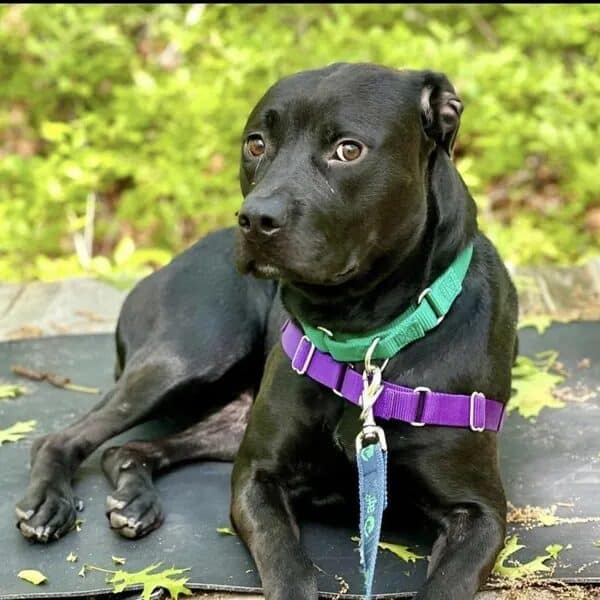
[469,391,486,432]
[411,386,430,427]
[417,288,445,324]
[291,336,316,375]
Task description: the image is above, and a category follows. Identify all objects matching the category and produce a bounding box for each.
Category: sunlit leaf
[17,570,47,585]
[216,527,236,536]
[86,562,192,600]
[0,384,27,400]
[493,536,563,580]
[0,420,37,445]
[378,541,425,563]
[351,536,425,563]
[509,354,565,419]
[545,544,564,559]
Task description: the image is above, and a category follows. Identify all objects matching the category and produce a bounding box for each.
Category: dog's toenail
[106,496,126,511]
[15,507,34,521]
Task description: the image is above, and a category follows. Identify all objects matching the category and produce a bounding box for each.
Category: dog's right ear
[420,72,463,156]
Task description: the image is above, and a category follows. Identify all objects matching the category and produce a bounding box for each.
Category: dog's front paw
[106,476,163,539]
[16,484,81,543]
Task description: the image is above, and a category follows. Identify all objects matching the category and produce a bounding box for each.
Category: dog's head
[235,63,475,289]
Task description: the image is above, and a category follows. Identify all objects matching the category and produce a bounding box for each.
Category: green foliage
[0,5,598,282]
[509,352,565,420]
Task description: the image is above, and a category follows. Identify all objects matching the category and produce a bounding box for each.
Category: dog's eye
[334,141,363,162]
[245,135,266,158]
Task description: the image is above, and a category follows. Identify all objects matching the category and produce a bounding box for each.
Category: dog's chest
[332,401,363,460]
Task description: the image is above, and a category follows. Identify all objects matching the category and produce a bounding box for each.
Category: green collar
[298,243,474,362]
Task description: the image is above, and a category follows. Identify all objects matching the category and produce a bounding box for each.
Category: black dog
[17,64,518,600]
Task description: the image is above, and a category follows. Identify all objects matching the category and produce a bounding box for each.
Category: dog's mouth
[246,261,283,280]
[244,258,359,286]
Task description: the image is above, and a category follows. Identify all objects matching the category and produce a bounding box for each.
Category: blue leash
[355,343,389,599]
[357,438,388,599]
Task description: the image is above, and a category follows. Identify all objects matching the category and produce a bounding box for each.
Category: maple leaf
[545,544,564,559]
[378,541,425,563]
[0,384,27,400]
[492,536,563,580]
[351,536,425,563]
[17,569,47,585]
[87,563,192,600]
[0,420,37,445]
[509,353,565,419]
[71,518,85,532]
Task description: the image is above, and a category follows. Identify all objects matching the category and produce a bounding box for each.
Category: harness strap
[282,319,505,432]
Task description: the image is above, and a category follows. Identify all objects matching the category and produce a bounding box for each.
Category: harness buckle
[417,288,445,325]
[469,391,486,432]
[291,336,316,375]
[410,386,431,427]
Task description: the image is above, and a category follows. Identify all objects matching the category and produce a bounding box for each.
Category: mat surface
[1,323,599,599]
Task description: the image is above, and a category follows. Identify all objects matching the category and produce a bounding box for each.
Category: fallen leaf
[78,566,86,578]
[72,518,85,532]
[112,556,126,565]
[509,353,565,419]
[216,527,236,536]
[545,544,564,559]
[0,420,37,445]
[0,384,27,400]
[493,535,562,580]
[594,541,600,548]
[518,314,554,334]
[507,503,600,528]
[351,536,425,563]
[378,541,425,563]
[86,563,192,600]
[18,569,47,585]
[66,552,78,563]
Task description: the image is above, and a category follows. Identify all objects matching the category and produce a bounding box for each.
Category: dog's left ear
[420,72,463,156]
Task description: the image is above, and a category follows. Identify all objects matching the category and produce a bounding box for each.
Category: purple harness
[281,319,505,432]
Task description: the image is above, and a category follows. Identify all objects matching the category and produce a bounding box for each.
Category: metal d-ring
[364,337,389,375]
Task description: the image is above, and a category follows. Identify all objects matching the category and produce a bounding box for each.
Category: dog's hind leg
[15,355,193,543]
[101,393,252,539]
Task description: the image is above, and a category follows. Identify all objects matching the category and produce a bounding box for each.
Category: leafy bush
[0,4,598,283]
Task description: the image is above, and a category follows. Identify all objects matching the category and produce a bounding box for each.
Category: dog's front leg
[231,465,318,600]
[415,504,505,600]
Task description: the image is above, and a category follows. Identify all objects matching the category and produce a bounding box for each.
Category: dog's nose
[238,199,286,237]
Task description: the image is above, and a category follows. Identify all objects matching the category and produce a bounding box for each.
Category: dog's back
[115,227,276,379]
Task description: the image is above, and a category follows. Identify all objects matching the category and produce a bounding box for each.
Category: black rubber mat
[0,322,599,599]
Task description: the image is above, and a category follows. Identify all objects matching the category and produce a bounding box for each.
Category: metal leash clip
[356,338,388,453]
